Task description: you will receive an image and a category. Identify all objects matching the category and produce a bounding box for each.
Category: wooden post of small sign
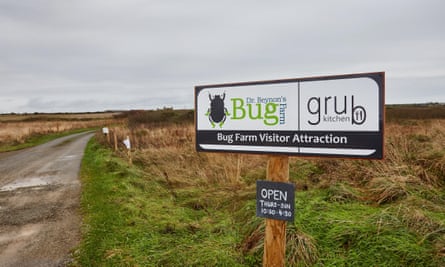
[263,155,289,267]
[236,154,242,182]
[128,150,132,165]
[113,131,118,151]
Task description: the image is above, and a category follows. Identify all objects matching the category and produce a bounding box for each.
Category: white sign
[195,72,385,159]
[102,127,109,135]
[123,136,131,150]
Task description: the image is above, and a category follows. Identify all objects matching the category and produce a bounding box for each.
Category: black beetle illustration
[205,93,230,128]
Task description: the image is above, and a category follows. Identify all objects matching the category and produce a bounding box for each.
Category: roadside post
[113,130,118,151]
[195,72,385,266]
[123,136,132,165]
[102,127,110,143]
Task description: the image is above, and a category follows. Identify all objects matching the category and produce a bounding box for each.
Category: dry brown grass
[313,120,445,205]
[0,112,120,122]
[399,205,443,236]
[286,226,319,266]
[101,123,268,187]
[0,115,117,147]
[95,114,445,265]
[101,119,445,205]
[367,175,421,204]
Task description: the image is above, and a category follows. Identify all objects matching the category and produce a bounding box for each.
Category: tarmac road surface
[0,132,94,267]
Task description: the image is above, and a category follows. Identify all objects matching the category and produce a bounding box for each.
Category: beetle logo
[205,93,230,128]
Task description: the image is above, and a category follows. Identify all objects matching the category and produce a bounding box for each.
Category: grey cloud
[1,0,445,113]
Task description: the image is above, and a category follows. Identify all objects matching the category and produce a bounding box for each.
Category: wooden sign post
[263,156,289,267]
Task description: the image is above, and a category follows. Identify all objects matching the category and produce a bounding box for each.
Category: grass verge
[75,138,245,266]
[294,189,444,266]
[76,137,445,266]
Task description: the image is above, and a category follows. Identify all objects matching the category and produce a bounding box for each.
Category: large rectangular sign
[195,72,385,159]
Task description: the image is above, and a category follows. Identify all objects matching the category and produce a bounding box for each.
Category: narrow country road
[0,132,94,267]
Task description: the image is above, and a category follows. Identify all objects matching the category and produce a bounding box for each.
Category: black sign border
[195,72,385,159]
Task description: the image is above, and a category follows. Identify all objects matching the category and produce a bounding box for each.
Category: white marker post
[102,127,109,135]
[102,127,110,143]
[123,136,132,165]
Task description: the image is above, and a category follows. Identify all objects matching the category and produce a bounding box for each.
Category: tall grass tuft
[286,225,319,266]
[367,175,420,204]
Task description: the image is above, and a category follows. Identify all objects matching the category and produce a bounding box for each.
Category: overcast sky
[1,0,444,113]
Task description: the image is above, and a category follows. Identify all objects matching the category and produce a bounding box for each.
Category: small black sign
[256,180,295,222]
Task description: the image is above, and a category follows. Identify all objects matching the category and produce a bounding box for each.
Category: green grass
[76,139,245,266]
[0,127,98,152]
[75,139,445,266]
[294,190,442,266]
[73,106,445,265]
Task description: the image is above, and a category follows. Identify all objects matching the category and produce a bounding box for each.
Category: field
[1,106,444,266]
[0,112,121,152]
[74,105,445,266]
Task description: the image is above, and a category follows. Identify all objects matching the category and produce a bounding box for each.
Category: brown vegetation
[101,109,445,194]
[95,107,445,264]
[0,113,120,147]
[386,103,445,122]
[3,107,444,265]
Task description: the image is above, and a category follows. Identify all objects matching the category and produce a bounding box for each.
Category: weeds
[286,226,319,266]
[77,139,246,266]
[77,106,445,266]
[367,175,419,204]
